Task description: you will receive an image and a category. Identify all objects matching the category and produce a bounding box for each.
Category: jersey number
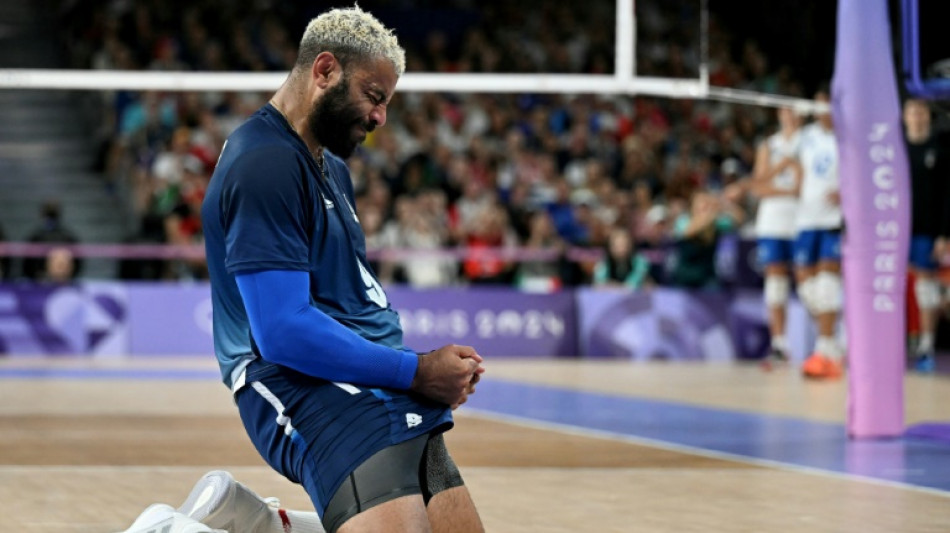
[358,259,388,308]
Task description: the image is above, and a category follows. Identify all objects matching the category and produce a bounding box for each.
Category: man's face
[308,59,396,158]
[903,100,930,132]
[814,91,833,128]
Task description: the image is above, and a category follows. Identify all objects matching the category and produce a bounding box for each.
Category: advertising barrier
[1,282,814,361]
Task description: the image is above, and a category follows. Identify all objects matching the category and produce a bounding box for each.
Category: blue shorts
[910,235,937,271]
[794,229,841,267]
[757,238,794,267]
[234,358,453,518]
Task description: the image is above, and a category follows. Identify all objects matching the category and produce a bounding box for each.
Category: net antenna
[0,0,826,113]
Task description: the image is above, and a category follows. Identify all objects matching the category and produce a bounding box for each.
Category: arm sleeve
[237,269,419,389]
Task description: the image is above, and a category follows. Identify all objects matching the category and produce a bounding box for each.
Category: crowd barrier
[0,282,820,362]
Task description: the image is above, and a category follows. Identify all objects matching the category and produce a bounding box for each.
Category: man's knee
[764,275,790,307]
[812,271,842,313]
[796,276,818,313]
[915,276,941,311]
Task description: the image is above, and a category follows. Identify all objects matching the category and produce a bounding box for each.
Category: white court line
[458,406,950,499]
[1,412,945,499]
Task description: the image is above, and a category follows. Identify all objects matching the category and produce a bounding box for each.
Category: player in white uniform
[751,107,801,365]
[793,89,844,379]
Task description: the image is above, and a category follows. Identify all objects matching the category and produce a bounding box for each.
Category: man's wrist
[400,349,423,391]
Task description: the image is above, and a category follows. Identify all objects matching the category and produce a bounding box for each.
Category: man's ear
[311,51,340,89]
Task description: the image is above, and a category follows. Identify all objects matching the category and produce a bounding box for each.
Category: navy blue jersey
[906,132,950,237]
[202,104,405,388]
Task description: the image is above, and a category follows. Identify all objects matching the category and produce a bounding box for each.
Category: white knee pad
[915,277,941,310]
[812,271,843,313]
[796,277,818,313]
[764,275,790,307]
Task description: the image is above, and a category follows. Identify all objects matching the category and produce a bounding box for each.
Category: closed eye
[367,92,384,106]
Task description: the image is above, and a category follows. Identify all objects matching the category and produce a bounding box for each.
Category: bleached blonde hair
[295,5,405,77]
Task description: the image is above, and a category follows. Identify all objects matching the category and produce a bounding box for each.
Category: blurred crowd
[38,0,815,289]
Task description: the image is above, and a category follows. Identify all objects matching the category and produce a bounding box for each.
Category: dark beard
[307,76,372,158]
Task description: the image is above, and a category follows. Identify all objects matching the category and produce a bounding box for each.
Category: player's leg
[420,434,484,533]
[793,230,819,319]
[795,230,835,378]
[806,230,844,378]
[813,262,843,355]
[910,235,940,372]
[427,486,483,533]
[759,238,792,363]
[336,496,430,533]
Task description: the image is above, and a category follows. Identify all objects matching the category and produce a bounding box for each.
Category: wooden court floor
[1,357,949,532]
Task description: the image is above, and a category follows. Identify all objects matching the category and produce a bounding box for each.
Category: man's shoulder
[932,129,950,149]
[800,123,820,138]
[799,123,831,148]
[221,112,297,160]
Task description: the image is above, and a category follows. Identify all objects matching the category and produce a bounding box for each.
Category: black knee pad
[420,433,464,504]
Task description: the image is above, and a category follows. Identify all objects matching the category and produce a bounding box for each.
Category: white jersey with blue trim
[755,130,800,239]
[795,122,841,230]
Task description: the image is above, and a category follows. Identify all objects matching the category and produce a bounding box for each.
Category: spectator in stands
[668,190,743,289]
[594,226,652,290]
[42,247,78,284]
[22,201,81,281]
[359,201,398,284]
[56,0,820,292]
[163,154,208,280]
[515,210,567,292]
[452,179,495,243]
[118,213,168,280]
[462,203,518,285]
[546,178,589,245]
[0,222,9,280]
[629,181,669,250]
[397,192,457,288]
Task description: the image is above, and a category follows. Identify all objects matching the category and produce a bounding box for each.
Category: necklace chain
[316,151,327,180]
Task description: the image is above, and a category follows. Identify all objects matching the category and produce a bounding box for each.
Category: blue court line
[466,378,950,494]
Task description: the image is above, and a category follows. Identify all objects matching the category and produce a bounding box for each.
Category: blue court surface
[464,378,950,495]
[2,364,948,495]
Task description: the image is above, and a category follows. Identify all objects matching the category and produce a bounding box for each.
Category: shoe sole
[178,471,234,524]
[119,503,225,533]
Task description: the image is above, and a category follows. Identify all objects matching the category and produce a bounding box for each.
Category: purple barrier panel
[0,284,84,355]
[82,281,130,356]
[577,288,778,361]
[386,287,577,357]
[127,283,213,356]
[0,283,127,356]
